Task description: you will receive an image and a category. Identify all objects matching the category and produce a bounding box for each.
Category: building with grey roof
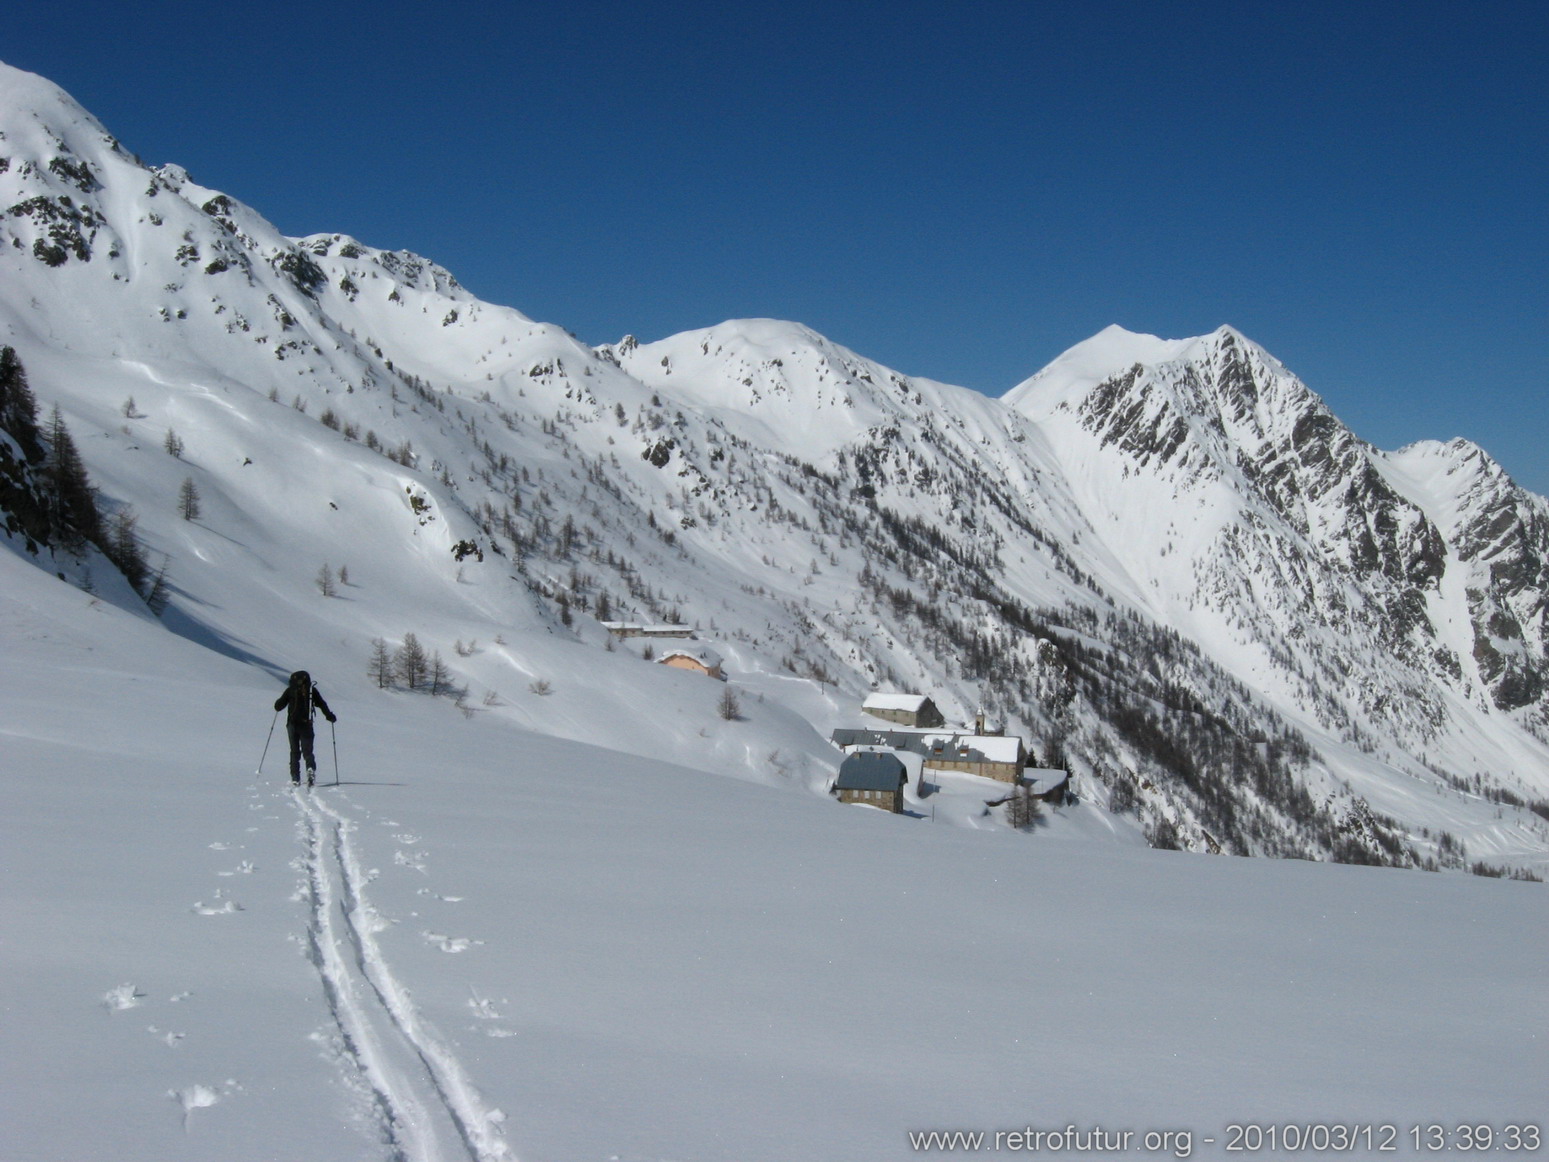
[861,691,944,727]
[831,726,1029,784]
[832,751,909,813]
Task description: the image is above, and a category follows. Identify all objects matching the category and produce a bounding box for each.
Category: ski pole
[331,718,340,786]
[257,709,278,774]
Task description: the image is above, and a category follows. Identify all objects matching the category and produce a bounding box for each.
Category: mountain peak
[1004,325,1237,417]
[0,62,121,163]
[601,317,924,455]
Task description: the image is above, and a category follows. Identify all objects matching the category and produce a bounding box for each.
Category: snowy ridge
[601,319,927,454]
[1003,323,1205,414]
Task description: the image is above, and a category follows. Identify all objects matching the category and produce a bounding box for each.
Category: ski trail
[297,791,513,1162]
[300,797,437,1161]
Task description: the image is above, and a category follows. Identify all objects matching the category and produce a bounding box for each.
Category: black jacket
[275,682,335,730]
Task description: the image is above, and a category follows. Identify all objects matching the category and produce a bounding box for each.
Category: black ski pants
[287,723,317,782]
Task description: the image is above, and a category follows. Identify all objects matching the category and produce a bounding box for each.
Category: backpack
[289,670,314,722]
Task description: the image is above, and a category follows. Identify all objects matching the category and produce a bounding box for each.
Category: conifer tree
[42,406,99,550]
[368,637,394,688]
[428,650,451,696]
[717,685,741,721]
[145,557,172,616]
[105,506,150,593]
[1005,785,1043,830]
[0,346,43,461]
[395,632,428,689]
[177,476,201,521]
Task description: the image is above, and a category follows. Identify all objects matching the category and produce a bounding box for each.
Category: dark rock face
[1441,445,1549,709]
[1067,330,1544,718]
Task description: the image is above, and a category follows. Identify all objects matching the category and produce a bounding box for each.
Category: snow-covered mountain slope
[2,55,1547,1162]
[4,508,1546,1162]
[1007,323,1547,720]
[1008,325,1549,849]
[2,56,1547,882]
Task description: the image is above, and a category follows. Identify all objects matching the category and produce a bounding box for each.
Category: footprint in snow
[466,994,515,1036]
[217,860,256,877]
[191,900,243,916]
[168,1079,241,1130]
[393,833,422,844]
[170,1083,219,1128]
[148,1025,186,1047]
[192,886,243,915]
[467,990,503,1020]
[394,850,428,874]
[416,888,464,903]
[423,931,482,954]
[103,983,146,1011]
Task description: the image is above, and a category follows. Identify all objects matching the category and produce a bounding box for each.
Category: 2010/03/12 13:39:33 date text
[1224,1122,1542,1153]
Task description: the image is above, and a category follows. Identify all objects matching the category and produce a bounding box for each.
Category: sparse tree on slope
[718,685,741,721]
[428,650,451,696]
[395,632,428,689]
[368,637,394,688]
[105,507,149,593]
[42,405,99,550]
[177,477,200,521]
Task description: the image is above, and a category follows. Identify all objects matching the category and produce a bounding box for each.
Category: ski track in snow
[294,788,512,1162]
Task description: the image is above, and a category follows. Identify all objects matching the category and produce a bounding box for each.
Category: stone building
[602,622,696,640]
[833,751,909,813]
[659,645,724,680]
[920,733,1026,783]
[831,727,1028,784]
[861,692,944,728]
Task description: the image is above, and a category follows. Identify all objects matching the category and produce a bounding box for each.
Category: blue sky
[8,0,1547,493]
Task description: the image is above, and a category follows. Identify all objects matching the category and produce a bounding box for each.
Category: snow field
[2,557,1545,1160]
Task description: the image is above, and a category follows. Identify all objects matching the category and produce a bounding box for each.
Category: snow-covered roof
[602,622,695,636]
[832,728,924,751]
[921,733,1023,765]
[831,728,1024,766]
[1023,767,1069,795]
[862,692,932,713]
[660,645,723,669]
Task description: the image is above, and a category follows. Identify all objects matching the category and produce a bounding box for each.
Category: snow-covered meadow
[3,543,1544,1161]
